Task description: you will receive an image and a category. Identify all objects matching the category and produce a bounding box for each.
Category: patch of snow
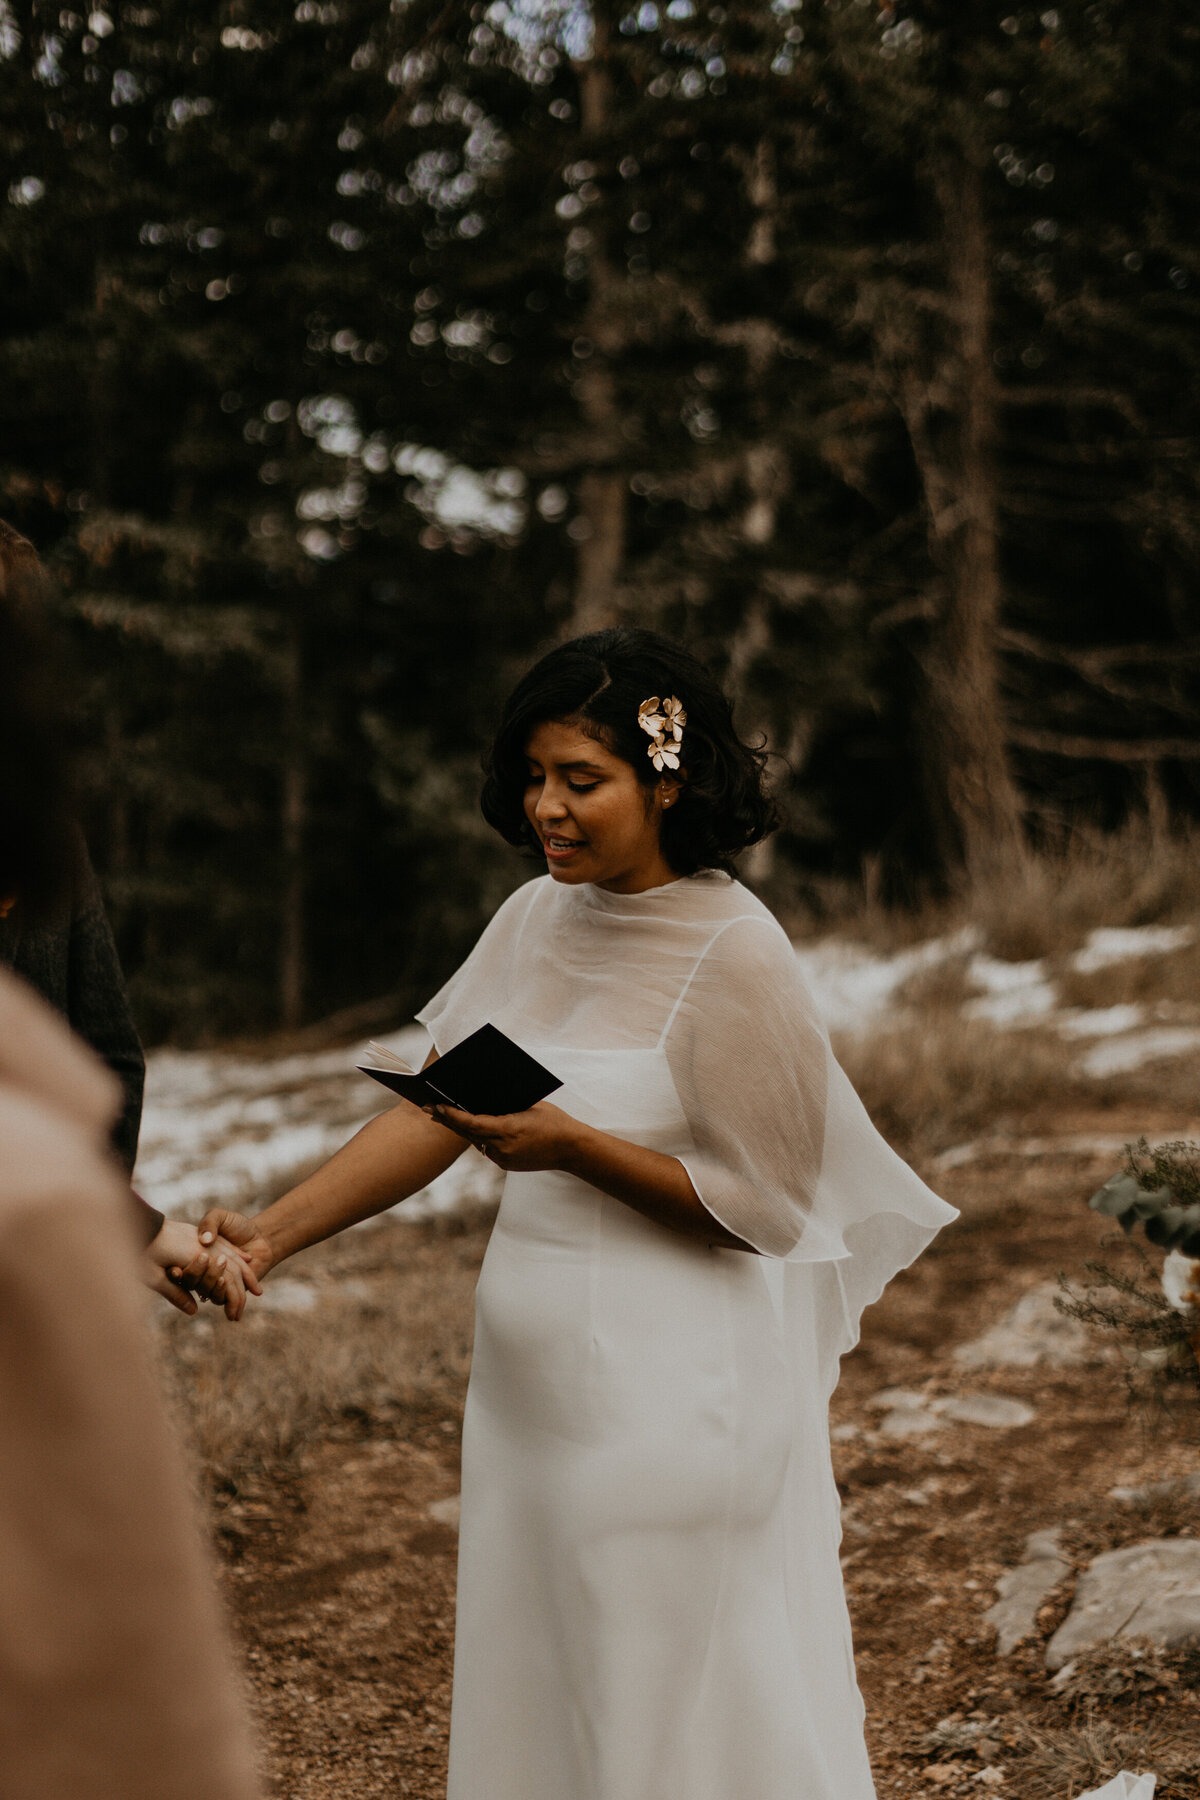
[934,1133,1170,1171]
[964,953,1057,1026]
[1058,1003,1147,1038]
[1071,924,1193,974]
[133,1023,485,1222]
[256,1278,319,1313]
[403,1147,503,1221]
[795,928,978,1033]
[1078,1026,1200,1078]
[954,1282,1095,1369]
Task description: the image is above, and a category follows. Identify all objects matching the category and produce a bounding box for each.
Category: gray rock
[866,1388,931,1411]
[1108,1473,1200,1508]
[1045,1538,1200,1670]
[985,1527,1070,1655]
[427,1494,461,1530]
[954,1282,1095,1369]
[936,1393,1036,1430]
[866,1387,1037,1437]
[879,1407,944,1438]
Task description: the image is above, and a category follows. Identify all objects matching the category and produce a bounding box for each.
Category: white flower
[638,693,686,771]
[1162,1249,1200,1314]
[637,696,665,736]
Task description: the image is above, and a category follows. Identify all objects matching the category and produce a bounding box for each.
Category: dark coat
[0,832,145,1176]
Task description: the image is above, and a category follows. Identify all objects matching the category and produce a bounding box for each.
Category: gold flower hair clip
[637,694,687,772]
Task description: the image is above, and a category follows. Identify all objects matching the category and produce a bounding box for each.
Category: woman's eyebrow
[556,759,606,773]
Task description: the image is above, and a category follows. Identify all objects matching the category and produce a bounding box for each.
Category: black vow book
[357,1023,561,1116]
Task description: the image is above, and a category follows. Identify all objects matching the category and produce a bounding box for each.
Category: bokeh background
[3,0,1199,1044]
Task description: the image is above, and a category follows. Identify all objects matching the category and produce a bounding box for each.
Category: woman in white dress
[204,628,956,1800]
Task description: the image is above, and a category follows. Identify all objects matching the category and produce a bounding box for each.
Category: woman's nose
[535,784,569,820]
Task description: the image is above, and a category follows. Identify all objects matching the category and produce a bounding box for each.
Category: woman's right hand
[197,1207,276,1285]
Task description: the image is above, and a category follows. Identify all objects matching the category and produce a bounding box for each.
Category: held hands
[143,1218,263,1322]
[196,1207,276,1287]
[425,1099,584,1174]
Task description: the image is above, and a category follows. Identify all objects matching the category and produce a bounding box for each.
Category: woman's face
[522,718,679,894]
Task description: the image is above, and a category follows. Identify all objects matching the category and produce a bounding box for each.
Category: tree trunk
[566,5,627,637]
[279,616,307,1029]
[906,151,1025,883]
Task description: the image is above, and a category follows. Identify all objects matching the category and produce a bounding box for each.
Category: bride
[201,627,956,1800]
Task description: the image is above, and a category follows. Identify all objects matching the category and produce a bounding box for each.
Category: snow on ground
[135,922,1196,1222]
[804,922,1196,1044]
[134,1024,502,1224]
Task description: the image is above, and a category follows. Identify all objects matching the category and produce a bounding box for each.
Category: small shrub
[1089,1139,1200,1261]
[1004,1715,1165,1800]
[1056,1240,1200,1425]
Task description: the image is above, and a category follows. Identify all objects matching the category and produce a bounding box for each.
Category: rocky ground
[191,1100,1200,1800]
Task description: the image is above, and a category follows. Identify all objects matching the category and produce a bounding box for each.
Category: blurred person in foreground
[0,566,262,1800]
[0,518,252,1315]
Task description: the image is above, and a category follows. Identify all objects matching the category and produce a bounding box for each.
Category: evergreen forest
[2,0,1199,1041]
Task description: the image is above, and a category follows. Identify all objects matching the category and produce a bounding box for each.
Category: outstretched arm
[199,1099,469,1282]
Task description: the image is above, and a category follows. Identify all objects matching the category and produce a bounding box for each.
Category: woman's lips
[543,835,585,862]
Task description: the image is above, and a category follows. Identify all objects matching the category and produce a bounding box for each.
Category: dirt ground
[211,1104,1200,1800]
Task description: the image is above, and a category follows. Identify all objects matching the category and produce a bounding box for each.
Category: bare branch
[996,387,1147,431]
[999,628,1200,671]
[1009,727,1200,762]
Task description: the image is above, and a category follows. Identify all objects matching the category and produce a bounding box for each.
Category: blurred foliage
[2,1,1200,1036]
[1090,1139,1200,1255]
[1057,1241,1200,1424]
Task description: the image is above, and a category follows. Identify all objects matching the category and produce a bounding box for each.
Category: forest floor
[172,1093,1200,1800]
[148,906,1200,1799]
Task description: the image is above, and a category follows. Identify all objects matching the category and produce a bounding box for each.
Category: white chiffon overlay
[417,872,957,1800]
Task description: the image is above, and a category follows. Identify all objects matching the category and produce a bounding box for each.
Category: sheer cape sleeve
[415,878,542,1056]
[663,908,955,1372]
[663,914,831,1261]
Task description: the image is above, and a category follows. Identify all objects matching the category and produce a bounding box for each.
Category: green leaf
[1144,1206,1188,1248]
[1089,1172,1141,1217]
[1130,1188,1174,1220]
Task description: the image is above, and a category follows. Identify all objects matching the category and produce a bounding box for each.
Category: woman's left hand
[426,1100,583,1173]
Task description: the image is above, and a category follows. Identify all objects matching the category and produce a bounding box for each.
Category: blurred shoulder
[0,1085,126,1229]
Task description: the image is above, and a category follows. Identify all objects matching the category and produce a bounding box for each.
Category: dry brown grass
[1056,937,1200,1012]
[1004,1716,1163,1800]
[968,824,1198,963]
[840,1009,1200,1156]
[156,1209,491,1494]
[834,1009,1080,1154]
[778,821,1200,963]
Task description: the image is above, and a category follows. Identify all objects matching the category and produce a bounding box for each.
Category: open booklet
[357,1022,562,1117]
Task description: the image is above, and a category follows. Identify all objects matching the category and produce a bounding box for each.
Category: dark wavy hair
[481,628,778,876]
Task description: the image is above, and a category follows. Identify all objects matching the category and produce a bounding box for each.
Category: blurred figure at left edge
[0,519,255,1316]
[0,525,264,1800]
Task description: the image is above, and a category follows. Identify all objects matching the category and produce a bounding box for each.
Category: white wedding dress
[417,872,956,1800]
